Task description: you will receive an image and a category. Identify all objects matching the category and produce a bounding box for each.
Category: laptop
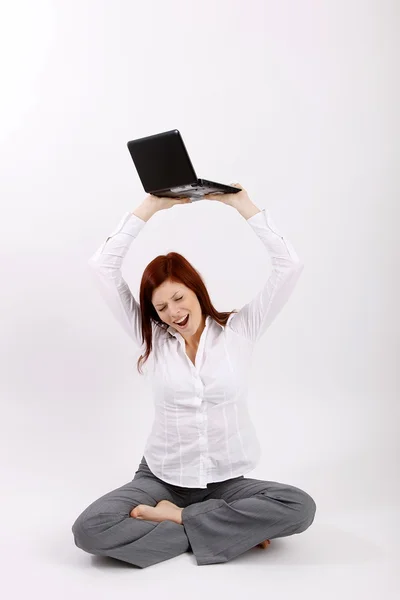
[127,129,241,201]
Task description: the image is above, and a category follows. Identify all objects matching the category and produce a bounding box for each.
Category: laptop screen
[127,130,197,192]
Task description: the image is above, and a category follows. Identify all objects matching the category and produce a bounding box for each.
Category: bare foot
[130,499,183,525]
[130,500,269,547]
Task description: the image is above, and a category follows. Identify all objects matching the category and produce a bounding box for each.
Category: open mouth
[174,314,189,328]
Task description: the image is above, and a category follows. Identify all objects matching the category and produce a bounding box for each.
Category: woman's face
[152,279,203,340]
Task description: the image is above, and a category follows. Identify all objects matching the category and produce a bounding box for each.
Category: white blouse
[88,206,304,488]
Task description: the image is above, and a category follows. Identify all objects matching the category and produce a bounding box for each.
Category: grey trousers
[72,455,316,568]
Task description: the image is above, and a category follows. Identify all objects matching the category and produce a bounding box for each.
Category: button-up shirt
[88,206,304,488]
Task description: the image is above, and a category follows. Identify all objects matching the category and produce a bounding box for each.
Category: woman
[72,183,316,568]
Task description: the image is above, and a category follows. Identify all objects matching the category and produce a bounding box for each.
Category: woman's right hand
[133,194,192,222]
[143,194,192,213]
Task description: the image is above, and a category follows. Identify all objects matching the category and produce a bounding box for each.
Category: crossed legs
[72,472,316,568]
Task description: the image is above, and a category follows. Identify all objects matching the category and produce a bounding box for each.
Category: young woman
[72,183,316,568]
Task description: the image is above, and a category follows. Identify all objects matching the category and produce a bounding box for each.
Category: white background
[0,0,398,597]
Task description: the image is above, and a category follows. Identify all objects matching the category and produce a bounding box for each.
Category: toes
[130,504,144,518]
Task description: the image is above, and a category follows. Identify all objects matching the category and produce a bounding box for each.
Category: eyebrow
[154,291,182,308]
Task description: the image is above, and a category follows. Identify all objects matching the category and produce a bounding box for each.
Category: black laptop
[127,129,241,201]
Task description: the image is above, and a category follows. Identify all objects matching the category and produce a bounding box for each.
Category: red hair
[137,251,238,374]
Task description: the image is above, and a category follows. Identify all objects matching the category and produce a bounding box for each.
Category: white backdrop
[1,0,398,597]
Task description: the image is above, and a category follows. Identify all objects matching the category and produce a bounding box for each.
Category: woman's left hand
[203,182,251,208]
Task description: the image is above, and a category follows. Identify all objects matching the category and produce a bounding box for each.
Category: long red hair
[136,251,237,374]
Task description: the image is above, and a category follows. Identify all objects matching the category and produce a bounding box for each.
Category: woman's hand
[133,195,191,222]
[203,182,251,208]
[145,194,192,212]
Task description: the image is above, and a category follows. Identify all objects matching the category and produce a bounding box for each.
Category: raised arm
[88,201,156,349]
[222,193,304,344]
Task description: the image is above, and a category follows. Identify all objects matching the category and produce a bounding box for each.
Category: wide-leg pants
[72,455,316,568]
